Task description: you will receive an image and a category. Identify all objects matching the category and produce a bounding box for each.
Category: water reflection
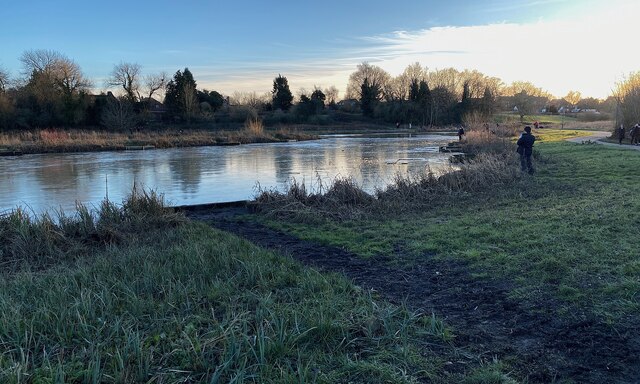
[0,134,457,213]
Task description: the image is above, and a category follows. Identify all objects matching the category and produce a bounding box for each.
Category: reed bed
[0,127,315,153]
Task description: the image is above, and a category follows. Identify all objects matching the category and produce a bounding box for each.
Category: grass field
[249,130,640,382]
[258,132,640,321]
[1,193,511,382]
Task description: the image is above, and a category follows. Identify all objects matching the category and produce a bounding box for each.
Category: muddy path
[184,205,640,384]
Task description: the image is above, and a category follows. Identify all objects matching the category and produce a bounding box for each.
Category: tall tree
[272,74,293,111]
[323,86,339,106]
[0,66,10,92]
[564,90,581,110]
[164,68,198,121]
[19,49,91,126]
[346,63,390,100]
[108,62,141,102]
[613,71,640,128]
[360,78,381,117]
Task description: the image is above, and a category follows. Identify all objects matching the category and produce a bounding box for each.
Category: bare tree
[613,72,640,128]
[393,62,428,101]
[0,66,8,91]
[20,49,61,74]
[108,62,141,102]
[20,49,91,95]
[139,72,167,102]
[101,96,136,131]
[231,91,268,110]
[564,90,581,109]
[323,86,339,105]
[346,62,391,100]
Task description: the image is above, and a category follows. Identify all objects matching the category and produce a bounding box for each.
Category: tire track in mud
[185,206,640,384]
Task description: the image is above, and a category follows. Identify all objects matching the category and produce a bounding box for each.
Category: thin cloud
[482,0,568,13]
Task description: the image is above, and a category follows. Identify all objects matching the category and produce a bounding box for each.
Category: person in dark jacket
[457,126,465,141]
[517,126,536,174]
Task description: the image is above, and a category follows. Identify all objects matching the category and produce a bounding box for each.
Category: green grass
[495,113,576,125]
[0,217,483,383]
[259,140,640,324]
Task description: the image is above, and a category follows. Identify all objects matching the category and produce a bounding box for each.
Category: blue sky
[1,0,637,98]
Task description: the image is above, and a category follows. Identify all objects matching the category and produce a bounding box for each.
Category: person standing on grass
[457,125,465,141]
[630,125,637,145]
[517,126,536,174]
[618,124,625,145]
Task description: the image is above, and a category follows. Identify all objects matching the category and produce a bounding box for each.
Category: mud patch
[185,206,640,384]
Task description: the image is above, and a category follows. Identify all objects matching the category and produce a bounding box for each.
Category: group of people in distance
[618,123,640,145]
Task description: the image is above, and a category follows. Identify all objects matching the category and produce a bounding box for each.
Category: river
[0,133,458,214]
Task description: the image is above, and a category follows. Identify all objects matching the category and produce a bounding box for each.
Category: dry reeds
[252,176,376,221]
[0,127,317,153]
[253,155,521,221]
[244,117,264,136]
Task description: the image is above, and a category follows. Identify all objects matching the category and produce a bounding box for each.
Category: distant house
[140,97,166,120]
[337,99,358,108]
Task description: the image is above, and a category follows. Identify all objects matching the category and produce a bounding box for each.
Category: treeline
[343,63,617,126]
[0,50,624,132]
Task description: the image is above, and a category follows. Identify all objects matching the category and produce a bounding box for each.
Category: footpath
[565,130,640,150]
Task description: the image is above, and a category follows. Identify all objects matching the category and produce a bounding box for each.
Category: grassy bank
[255,130,639,324]
[0,124,316,155]
[249,128,639,381]
[0,193,509,382]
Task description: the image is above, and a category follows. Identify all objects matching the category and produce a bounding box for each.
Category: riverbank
[204,129,639,383]
[4,128,636,382]
[0,126,318,155]
[0,191,489,382]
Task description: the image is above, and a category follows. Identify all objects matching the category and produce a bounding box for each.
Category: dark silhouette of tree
[272,74,293,111]
[197,89,224,112]
[165,68,198,122]
[360,78,381,117]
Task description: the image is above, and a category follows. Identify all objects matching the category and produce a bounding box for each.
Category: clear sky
[1,0,638,99]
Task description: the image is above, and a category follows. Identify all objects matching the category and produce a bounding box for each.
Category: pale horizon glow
[188,0,640,100]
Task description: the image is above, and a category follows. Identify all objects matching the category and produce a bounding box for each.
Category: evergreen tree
[481,87,495,115]
[360,78,381,117]
[272,74,293,111]
[165,68,198,121]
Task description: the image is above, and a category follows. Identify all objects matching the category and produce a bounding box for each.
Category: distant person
[618,124,625,145]
[396,121,400,129]
[517,126,536,174]
[631,124,640,145]
[533,121,539,130]
[457,126,465,141]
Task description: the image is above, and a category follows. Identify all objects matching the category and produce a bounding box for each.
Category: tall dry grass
[0,188,184,272]
[253,136,522,221]
[0,127,316,153]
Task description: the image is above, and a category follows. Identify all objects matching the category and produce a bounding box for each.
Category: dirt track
[185,205,640,384]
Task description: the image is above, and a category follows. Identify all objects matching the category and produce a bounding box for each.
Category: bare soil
[185,205,640,384]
